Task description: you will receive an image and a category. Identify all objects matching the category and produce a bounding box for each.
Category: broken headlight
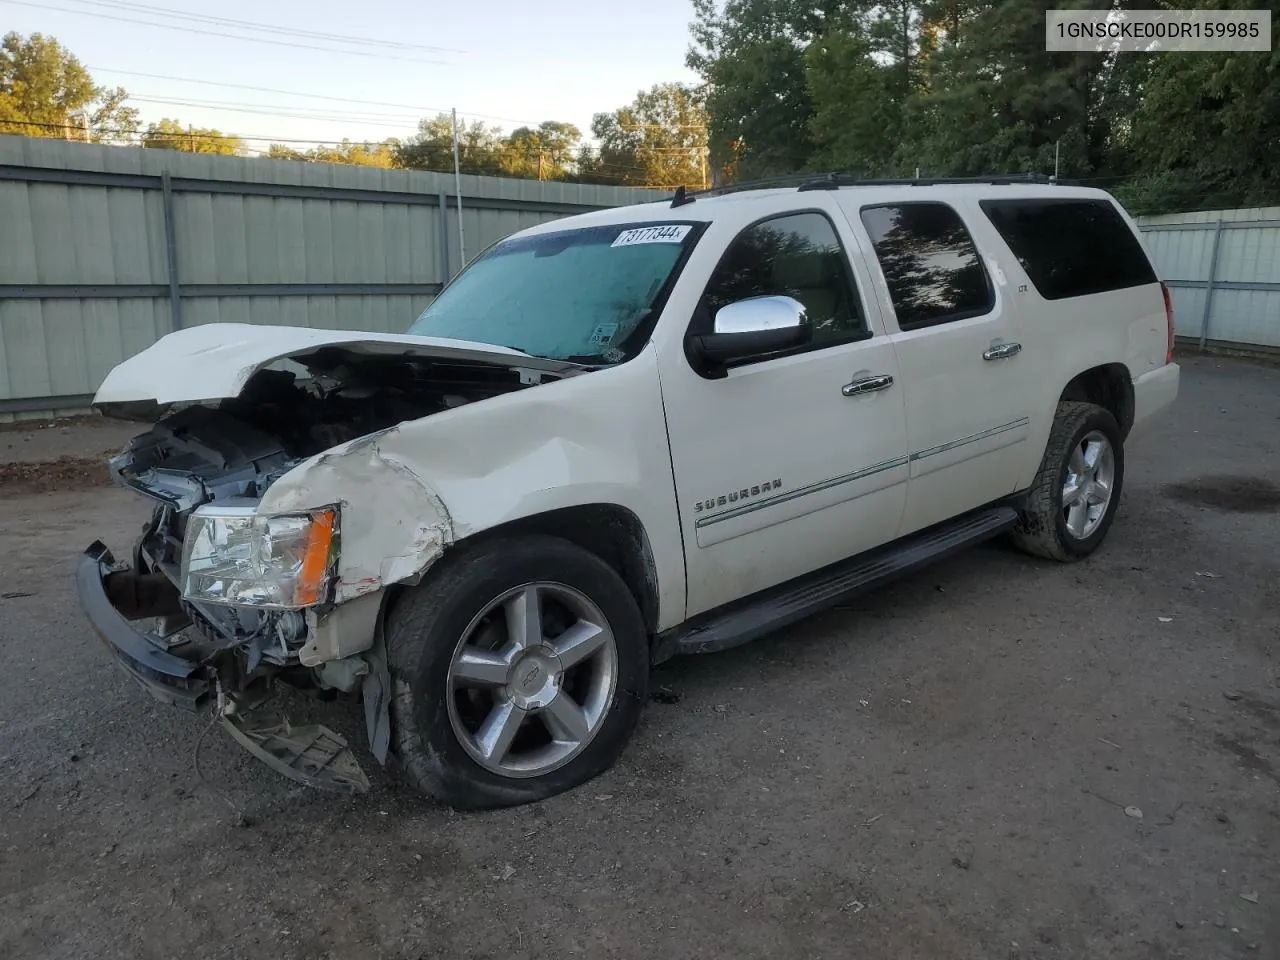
[180,503,338,609]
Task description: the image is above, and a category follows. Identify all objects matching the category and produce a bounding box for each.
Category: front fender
[258,432,455,603]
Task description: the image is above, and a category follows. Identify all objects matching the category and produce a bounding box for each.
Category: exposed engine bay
[104,348,546,698]
[113,347,540,510]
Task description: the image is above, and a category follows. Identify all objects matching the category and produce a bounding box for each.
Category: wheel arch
[433,503,663,640]
[1059,363,1135,437]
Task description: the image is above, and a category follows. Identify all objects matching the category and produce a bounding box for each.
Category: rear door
[840,198,1035,535]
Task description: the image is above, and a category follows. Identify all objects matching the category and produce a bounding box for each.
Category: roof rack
[666,171,1060,206]
[668,172,832,207]
[796,172,1056,192]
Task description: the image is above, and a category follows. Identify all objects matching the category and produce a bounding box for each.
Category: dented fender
[259,431,455,606]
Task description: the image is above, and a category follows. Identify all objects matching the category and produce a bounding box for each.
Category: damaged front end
[77,334,569,793]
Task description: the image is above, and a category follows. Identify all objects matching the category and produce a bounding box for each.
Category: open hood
[93,323,583,416]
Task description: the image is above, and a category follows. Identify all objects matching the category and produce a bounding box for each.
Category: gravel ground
[0,355,1276,960]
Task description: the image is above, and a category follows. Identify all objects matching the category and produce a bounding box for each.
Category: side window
[860,203,993,329]
[701,212,867,344]
[981,199,1157,300]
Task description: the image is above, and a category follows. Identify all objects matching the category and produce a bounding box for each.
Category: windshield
[407,221,701,363]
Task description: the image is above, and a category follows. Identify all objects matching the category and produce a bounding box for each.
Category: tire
[386,535,649,809]
[1011,401,1125,562]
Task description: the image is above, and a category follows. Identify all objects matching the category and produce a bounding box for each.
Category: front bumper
[76,541,211,710]
[78,541,372,794]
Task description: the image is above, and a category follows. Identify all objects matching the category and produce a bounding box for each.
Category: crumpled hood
[93,323,582,414]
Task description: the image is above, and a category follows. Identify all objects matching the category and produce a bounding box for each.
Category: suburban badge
[693,479,783,513]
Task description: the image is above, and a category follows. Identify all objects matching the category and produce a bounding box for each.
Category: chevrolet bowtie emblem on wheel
[693,479,783,513]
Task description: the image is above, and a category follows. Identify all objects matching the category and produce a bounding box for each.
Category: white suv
[79,174,1179,807]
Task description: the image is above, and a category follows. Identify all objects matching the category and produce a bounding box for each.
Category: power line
[88,67,546,127]
[70,0,462,54]
[19,0,659,71]
[6,0,449,64]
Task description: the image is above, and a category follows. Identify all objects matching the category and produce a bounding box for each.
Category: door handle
[983,342,1022,361]
[842,374,894,397]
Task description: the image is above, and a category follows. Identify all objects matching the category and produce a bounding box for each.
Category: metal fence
[0,136,664,419]
[1136,206,1280,353]
[4,141,1276,421]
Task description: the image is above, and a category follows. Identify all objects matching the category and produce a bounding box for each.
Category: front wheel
[1011,401,1125,562]
[386,535,649,809]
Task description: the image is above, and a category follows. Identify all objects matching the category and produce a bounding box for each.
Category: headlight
[180,503,338,609]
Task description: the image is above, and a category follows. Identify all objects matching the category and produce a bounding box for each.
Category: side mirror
[689,295,811,367]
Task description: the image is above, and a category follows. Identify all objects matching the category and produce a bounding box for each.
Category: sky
[3,0,703,151]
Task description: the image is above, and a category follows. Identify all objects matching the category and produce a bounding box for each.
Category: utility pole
[1053,139,1061,180]
[537,151,545,181]
[451,108,467,269]
[81,113,90,142]
[188,124,196,153]
[700,147,708,190]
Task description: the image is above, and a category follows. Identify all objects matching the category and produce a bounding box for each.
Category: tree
[687,0,849,177]
[577,83,708,187]
[268,139,397,167]
[805,24,907,177]
[393,113,505,174]
[1122,48,1280,212]
[142,118,246,156]
[498,121,581,180]
[0,31,138,143]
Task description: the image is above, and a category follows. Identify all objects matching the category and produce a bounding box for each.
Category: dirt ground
[1,355,1276,960]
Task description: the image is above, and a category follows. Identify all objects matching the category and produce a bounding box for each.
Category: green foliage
[578,83,708,187]
[142,118,245,155]
[499,121,582,179]
[0,31,138,142]
[391,115,582,179]
[688,1,1280,214]
[267,139,398,167]
[393,113,504,173]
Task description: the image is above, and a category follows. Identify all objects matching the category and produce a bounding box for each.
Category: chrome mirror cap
[713,295,808,336]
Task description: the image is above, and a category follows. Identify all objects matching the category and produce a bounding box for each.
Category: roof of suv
[520,175,1121,237]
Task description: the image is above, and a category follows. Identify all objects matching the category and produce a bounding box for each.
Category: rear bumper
[1130,362,1180,438]
[77,541,211,710]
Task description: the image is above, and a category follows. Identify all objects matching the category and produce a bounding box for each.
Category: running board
[671,505,1019,656]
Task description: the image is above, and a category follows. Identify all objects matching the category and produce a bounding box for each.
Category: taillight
[1161,282,1175,363]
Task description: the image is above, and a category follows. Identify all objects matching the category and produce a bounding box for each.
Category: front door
[658,207,910,617]
[842,198,1033,535]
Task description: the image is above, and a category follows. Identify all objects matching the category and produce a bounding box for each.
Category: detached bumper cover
[77,541,211,710]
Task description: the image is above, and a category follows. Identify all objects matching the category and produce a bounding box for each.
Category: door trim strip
[694,457,909,529]
[909,417,1030,462]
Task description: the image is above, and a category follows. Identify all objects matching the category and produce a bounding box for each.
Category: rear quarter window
[980,198,1157,301]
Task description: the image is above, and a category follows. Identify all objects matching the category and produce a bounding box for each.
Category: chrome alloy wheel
[445,582,618,778]
[1062,429,1115,540]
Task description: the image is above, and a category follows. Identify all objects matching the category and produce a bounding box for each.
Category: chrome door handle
[842,374,894,397]
[983,342,1022,361]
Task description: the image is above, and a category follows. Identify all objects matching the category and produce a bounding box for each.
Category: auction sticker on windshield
[611,225,692,247]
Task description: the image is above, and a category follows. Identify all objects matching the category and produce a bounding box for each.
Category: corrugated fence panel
[1137,207,1280,351]
[0,136,665,414]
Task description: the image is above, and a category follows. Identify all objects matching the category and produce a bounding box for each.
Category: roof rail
[664,171,1060,207]
[668,172,834,207]
[797,172,1056,192]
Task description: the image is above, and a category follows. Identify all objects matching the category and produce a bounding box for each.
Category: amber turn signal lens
[293,510,337,606]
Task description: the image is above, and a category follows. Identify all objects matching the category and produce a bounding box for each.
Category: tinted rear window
[981,199,1157,301]
[859,202,993,329]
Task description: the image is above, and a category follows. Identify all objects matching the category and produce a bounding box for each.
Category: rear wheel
[387,536,649,809]
[1012,401,1125,561]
